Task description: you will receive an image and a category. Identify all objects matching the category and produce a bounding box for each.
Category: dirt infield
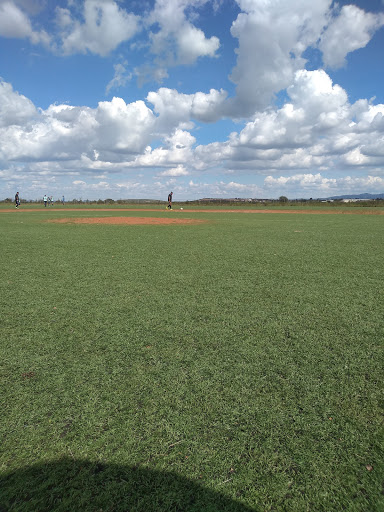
[48,216,209,225]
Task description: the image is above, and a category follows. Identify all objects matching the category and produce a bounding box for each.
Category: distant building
[341,198,373,203]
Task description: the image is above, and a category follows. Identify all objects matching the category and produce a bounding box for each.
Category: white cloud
[287,70,348,116]
[0,0,50,45]
[158,164,189,176]
[265,173,335,189]
[105,62,132,95]
[12,0,44,16]
[95,97,155,153]
[89,181,111,190]
[342,148,369,166]
[176,23,219,64]
[147,87,227,130]
[221,0,384,118]
[319,5,384,69]
[0,1,33,38]
[2,66,384,184]
[56,0,140,56]
[218,70,384,173]
[2,0,383,132]
[264,173,384,196]
[140,0,220,82]
[126,129,196,168]
[0,0,220,74]
[227,0,331,115]
[184,178,264,198]
[223,69,351,169]
[0,81,37,127]
[0,86,156,162]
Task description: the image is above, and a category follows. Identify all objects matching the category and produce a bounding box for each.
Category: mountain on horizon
[318,192,384,200]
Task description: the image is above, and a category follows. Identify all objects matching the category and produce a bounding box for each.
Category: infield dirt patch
[48,216,209,225]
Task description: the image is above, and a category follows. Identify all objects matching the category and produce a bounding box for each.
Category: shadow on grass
[0,458,256,512]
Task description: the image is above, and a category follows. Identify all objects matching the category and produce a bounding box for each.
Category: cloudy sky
[1,0,384,201]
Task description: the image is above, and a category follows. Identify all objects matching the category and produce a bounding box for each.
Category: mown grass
[0,209,383,511]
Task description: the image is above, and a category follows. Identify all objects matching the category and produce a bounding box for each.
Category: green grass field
[1,207,383,511]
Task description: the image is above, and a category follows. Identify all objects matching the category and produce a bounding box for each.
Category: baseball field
[0,204,383,511]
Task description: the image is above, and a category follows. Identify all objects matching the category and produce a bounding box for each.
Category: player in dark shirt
[167,191,173,209]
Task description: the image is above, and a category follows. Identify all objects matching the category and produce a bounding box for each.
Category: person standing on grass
[15,192,20,208]
[43,194,48,207]
[62,195,65,205]
[50,196,54,206]
[167,191,173,209]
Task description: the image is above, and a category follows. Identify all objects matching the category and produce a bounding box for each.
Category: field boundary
[1,207,384,215]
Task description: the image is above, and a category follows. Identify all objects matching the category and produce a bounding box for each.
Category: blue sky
[1,0,384,201]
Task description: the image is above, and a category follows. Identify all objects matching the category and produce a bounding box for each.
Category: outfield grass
[0,208,383,511]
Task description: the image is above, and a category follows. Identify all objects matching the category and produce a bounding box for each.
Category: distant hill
[318,193,384,200]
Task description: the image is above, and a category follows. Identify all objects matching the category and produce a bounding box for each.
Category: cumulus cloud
[265,173,335,189]
[342,148,370,166]
[0,81,37,127]
[126,129,196,168]
[158,164,189,176]
[2,65,384,182]
[175,23,220,64]
[223,0,384,117]
[105,62,132,95]
[0,85,156,162]
[74,180,112,191]
[2,0,383,127]
[229,69,351,156]
[95,97,155,153]
[222,69,384,171]
[0,0,220,83]
[186,178,264,198]
[0,0,50,45]
[319,5,384,69]
[180,68,384,182]
[0,1,33,38]
[140,0,220,82]
[264,173,384,195]
[147,87,228,129]
[227,0,331,115]
[56,0,140,56]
